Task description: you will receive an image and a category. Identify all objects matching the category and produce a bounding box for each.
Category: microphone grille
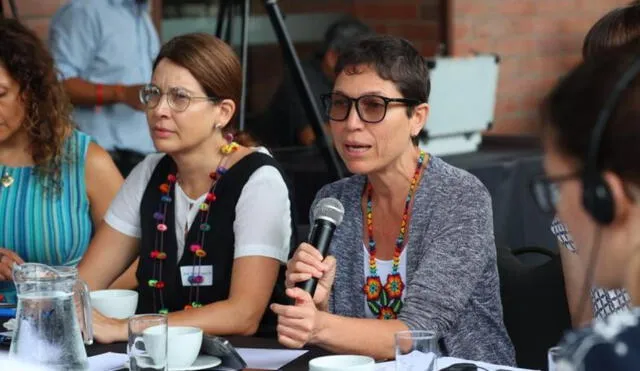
[313,197,345,226]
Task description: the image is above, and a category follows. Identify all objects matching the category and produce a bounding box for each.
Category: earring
[223,132,234,143]
[214,123,223,129]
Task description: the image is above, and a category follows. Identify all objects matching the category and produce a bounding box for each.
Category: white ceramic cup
[166,326,203,369]
[90,289,138,319]
[140,323,168,368]
[309,355,375,371]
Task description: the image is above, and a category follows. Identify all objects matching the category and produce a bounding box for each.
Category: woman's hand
[271,287,321,348]
[0,248,24,281]
[285,243,336,310]
[92,309,127,344]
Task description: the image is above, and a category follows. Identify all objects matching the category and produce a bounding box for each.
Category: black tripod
[215,0,345,180]
[0,0,18,19]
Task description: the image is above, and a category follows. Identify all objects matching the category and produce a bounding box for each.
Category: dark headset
[582,55,640,225]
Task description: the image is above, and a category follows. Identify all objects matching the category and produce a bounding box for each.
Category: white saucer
[170,355,221,371]
[126,355,221,371]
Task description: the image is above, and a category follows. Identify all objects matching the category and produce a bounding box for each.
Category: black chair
[497,245,572,370]
[491,156,558,252]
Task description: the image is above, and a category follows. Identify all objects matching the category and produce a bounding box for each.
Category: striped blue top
[0,130,93,302]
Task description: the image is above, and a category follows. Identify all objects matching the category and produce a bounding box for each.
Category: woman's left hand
[91,309,127,344]
[271,288,320,349]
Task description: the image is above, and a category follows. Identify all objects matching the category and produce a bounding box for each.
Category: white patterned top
[557,308,640,371]
[551,217,630,319]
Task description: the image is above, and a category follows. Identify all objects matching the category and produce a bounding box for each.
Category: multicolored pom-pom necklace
[149,134,239,314]
[363,150,426,320]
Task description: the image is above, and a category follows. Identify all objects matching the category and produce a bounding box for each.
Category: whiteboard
[423,54,499,138]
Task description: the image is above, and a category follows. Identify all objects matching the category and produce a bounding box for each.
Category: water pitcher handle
[75,279,94,345]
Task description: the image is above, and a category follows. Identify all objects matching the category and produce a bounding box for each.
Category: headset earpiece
[581,55,640,225]
[582,173,615,225]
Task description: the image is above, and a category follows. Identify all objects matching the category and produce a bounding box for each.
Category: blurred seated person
[551,3,640,328]
[0,19,122,302]
[77,33,294,343]
[271,35,515,365]
[254,16,373,147]
[537,40,640,371]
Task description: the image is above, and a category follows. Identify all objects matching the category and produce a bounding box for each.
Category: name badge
[180,265,213,287]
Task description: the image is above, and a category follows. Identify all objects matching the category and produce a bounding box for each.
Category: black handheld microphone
[295,197,344,296]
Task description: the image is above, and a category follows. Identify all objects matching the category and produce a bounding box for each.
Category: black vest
[136,152,294,334]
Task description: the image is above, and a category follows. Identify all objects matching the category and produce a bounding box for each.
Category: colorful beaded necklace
[362,150,426,320]
[148,136,239,314]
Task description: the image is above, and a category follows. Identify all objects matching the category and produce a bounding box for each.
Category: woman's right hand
[285,243,336,310]
[0,248,24,281]
[91,309,127,344]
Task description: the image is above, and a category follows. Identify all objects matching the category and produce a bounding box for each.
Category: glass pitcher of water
[9,263,93,370]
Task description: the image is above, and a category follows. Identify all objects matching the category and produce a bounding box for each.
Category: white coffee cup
[90,289,138,319]
[141,326,203,369]
[166,326,203,369]
[141,324,168,367]
[309,355,375,371]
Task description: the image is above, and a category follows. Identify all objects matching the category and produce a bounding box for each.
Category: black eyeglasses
[530,172,581,213]
[320,92,421,124]
[139,84,220,112]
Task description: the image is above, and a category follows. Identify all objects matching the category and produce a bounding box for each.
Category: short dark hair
[323,16,374,56]
[335,35,429,145]
[542,40,640,184]
[335,34,430,105]
[583,4,640,58]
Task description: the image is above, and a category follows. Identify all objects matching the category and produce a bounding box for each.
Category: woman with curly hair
[0,19,123,302]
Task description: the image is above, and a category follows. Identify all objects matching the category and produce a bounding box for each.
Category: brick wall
[254,0,442,55]
[451,0,631,134]
[2,0,66,41]
[4,0,634,135]
[352,0,442,56]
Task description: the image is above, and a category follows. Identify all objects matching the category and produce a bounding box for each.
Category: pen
[0,308,16,317]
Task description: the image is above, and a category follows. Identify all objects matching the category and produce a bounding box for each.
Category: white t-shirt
[362,244,408,318]
[105,150,291,264]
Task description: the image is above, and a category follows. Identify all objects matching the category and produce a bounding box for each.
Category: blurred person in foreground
[535,40,640,370]
[550,3,640,327]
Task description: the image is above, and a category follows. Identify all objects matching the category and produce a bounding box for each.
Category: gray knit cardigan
[312,156,515,366]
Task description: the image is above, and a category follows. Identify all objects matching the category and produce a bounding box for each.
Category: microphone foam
[313,197,345,226]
